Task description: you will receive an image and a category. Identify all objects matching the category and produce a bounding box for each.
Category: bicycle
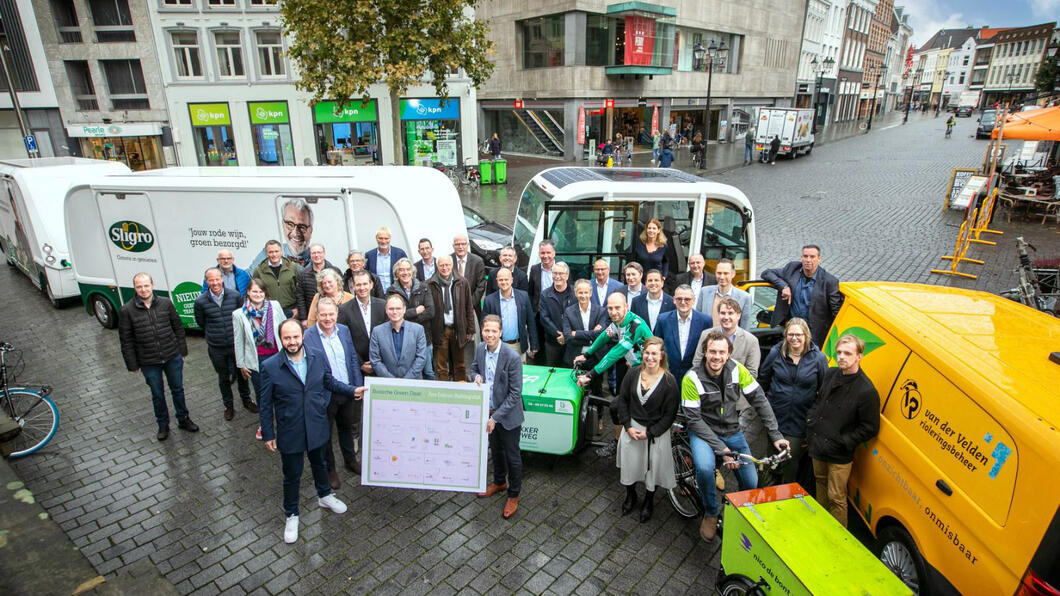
[459,160,481,187]
[432,161,462,187]
[0,342,59,458]
[1000,236,1059,315]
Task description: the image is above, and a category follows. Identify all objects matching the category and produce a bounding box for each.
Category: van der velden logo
[109,221,154,252]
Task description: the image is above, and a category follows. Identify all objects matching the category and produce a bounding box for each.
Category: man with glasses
[451,234,486,322]
[250,198,315,268]
[342,251,383,299]
[202,249,250,297]
[654,284,711,380]
[665,254,716,308]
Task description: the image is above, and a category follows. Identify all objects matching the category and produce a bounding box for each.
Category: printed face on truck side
[282,204,313,256]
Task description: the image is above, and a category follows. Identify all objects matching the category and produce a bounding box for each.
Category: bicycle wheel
[4,389,60,458]
[668,443,703,518]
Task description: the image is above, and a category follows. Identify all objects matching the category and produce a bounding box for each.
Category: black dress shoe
[328,469,341,490]
[242,400,259,414]
[223,407,234,421]
[345,460,361,475]
[157,426,169,441]
[621,486,638,516]
[639,490,655,523]
[177,418,200,432]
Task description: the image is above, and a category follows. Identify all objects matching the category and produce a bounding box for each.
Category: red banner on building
[624,16,656,66]
[651,105,659,134]
[577,106,586,145]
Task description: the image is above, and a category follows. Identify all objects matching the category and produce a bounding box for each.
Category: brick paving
[2,112,1057,595]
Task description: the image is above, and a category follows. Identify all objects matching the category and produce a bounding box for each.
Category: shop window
[255,30,285,77]
[214,31,245,78]
[585,14,612,66]
[89,0,135,43]
[171,31,203,79]
[64,60,98,111]
[249,102,294,166]
[521,14,565,68]
[51,0,82,43]
[101,59,149,110]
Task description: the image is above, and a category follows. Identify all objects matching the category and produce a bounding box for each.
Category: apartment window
[162,0,193,4]
[101,59,149,109]
[248,0,277,5]
[51,0,82,43]
[171,31,203,78]
[520,14,565,68]
[962,55,969,66]
[255,30,285,77]
[89,0,135,42]
[207,0,236,6]
[959,73,965,84]
[215,31,244,77]
[64,60,98,110]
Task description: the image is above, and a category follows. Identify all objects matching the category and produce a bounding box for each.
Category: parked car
[463,205,511,268]
[955,105,973,117]
[975,109,997,139]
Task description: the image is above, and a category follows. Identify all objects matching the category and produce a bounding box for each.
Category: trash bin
[519,365,585,456]
[494,159,507,184]
[479,160,493,185]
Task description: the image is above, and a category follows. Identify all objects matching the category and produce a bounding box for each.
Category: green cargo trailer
[519,365,587,455]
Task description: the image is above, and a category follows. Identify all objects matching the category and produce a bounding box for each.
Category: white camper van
[0,158,131,304]
[513,167,756,283]
[65,166,466,328]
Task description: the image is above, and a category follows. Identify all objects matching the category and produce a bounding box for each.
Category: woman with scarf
[233,278,287,440]
[614,337,680,522]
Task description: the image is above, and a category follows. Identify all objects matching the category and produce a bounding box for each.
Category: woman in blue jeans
[681,329,789,541]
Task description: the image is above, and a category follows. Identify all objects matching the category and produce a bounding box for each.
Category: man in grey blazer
[472,315,524,520]
[692,296,761,377]
[369,294,428,379]
[697,259,753,330]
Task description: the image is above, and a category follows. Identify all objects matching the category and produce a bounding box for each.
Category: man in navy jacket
[194,267,253,421]
[364,226,407,291]
[653,284,712,380]
[761,245,843,347]
[630,269,675,332]
[482,268,538,358]
[259,318,359,544]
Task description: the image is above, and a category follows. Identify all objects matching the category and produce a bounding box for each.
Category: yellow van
[818,282,1060,595]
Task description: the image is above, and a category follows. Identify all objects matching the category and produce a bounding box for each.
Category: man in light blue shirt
[482,267,539,359]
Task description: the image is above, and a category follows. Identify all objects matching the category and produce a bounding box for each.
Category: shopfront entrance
[248,101,295,166]
[66,123,164,170]
[313,100,379,166]
[400,98,461,166]
[189,103,237,166]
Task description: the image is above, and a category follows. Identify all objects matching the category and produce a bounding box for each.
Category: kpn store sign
[249,102,290,125]
[189,103,232,127]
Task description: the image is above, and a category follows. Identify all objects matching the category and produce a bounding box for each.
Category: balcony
[603,2,676,76]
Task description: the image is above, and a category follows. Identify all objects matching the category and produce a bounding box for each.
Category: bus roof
[842,282,1060,428]
[127,166,389,179]
[537,167,710,189]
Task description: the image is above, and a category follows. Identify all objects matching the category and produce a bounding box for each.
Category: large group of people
[118,233,879,544]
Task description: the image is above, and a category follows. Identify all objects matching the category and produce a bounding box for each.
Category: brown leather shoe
[223,407,234,421]
[700,516,718,541]
[477,482,507,498]
[502,497,519,519]
[242,400,259,414]
[328,469,341,490]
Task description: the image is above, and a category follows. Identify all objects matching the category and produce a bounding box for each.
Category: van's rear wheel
[91,294,117,329]
[877,525,927,595]
[805,144,813,155]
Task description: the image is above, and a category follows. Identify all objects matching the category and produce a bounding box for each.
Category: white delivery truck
[65,166,467,328]
[0,158,131,304]
[753,108,815,159]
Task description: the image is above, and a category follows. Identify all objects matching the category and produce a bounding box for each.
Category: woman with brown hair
[614,336,680,522]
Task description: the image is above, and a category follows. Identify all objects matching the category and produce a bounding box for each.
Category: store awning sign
[624,15,656,66]
[400,98,460,120]
[577,106,585,145]
[249,101,290,125]
[188,103,232,127]
[314,100,378,123]
[66,123,163,138]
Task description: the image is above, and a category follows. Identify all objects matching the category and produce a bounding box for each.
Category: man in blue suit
[482,268,538,359]
[364,226,408,290]
[369,294,428,379]
[259,318,359,544]
[472,315,524,519]
[302,298,365,490]
[654,285,712,380]
[591,258,626,309]
[630,269,675,332]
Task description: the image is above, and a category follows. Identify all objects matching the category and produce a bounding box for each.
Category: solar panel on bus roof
[539,167,707,188]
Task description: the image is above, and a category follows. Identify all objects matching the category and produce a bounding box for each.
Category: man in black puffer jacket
[806,334,880,528]
[195,267,256,421]
[119,272,198,441]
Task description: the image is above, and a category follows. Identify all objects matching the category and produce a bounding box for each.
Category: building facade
[474,0,809,160]
[796,0,844,128]
[983,22,1056,107]
[834,0,873,122]
[886,6,912,113]
[859,0,891,118]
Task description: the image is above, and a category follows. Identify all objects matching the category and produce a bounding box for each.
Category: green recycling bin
[479,159,493,184]
[494,159,507,184]
[519,365,585,455]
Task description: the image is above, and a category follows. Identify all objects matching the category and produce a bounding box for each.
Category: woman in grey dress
[615,337,680,522]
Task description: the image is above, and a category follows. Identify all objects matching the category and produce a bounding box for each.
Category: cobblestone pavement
[2,112,1058,595]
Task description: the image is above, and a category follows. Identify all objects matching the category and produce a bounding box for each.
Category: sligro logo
[109,221,154,252]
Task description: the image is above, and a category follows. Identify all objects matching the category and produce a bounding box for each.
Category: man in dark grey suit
[473,315,524,519]
[761,245,843,347]
[337,270,386,377]
[369,294,428,379]
[451,234,486,321]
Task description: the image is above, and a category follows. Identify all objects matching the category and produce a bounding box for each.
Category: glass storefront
[248,101,295,166]
[313,100,379,166]
[79,136,162,170]
[188,103,237,166]
[400,98,461,167]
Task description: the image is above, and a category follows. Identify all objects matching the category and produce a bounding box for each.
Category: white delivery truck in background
[0,158,130,305]
[955,90,981,116]
[64,166,467,328]
[753,108,815,159]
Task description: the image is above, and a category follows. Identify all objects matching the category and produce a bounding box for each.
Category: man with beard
[251,199,315,268]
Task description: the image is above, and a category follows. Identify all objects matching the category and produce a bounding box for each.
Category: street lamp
[694,40,728,169]
[867,67,883,130]
[810,56,835,134]
[935,70,952,117]
[904,67,923,124]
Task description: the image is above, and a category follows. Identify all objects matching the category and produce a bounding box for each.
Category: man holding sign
[473,315,524,519]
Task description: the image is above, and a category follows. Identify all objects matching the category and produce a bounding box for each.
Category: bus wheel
[877,525,927,596]
[91,294,118,329]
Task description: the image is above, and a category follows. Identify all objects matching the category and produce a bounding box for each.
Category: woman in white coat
[233,278,286,439]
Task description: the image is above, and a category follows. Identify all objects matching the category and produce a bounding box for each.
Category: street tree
[281,0,494,165]
[1034,55,1058,95]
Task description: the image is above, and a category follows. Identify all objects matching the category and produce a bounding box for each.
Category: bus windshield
[513,180,550,260]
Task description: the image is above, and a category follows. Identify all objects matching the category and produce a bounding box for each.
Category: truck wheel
[91,294,118,329]
[877,525,928,596]
[805,144,813,155]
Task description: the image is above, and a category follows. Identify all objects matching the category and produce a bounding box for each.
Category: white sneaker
[283,515,299,543]
[318,493,347,514]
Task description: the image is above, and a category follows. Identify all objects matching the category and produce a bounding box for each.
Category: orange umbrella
[990,105,1060,141]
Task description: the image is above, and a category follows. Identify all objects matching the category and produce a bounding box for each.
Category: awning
[991,106,1060,141]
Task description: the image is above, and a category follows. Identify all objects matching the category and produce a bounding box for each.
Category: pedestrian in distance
[195,267,254,422]
[743,129,755,166]
[473,315,524,519]
[769,135,781,165]
[761,244,843,348]
[369,294,428,379]
[118,273,198,441]
[614,337,680,522]
[488,132,502,160]
[233,278,286,441]
[805,334,880,527]
[651,129,661,165]
[259,318,358,544]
